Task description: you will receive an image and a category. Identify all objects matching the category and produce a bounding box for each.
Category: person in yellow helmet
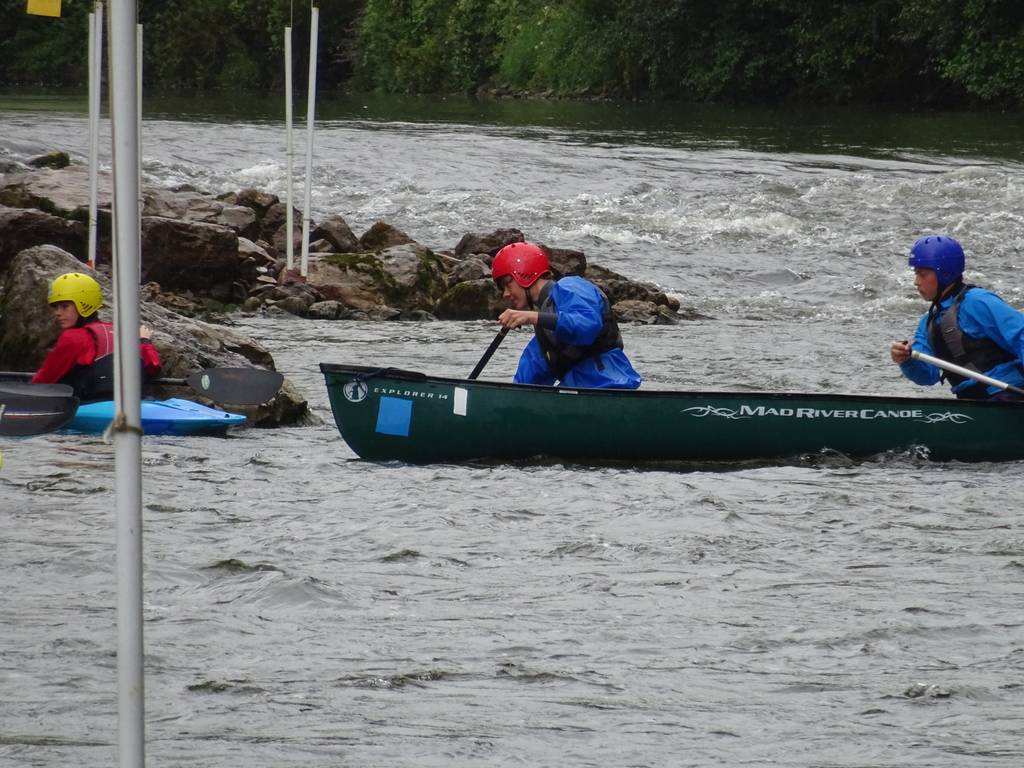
[31,272,161,401]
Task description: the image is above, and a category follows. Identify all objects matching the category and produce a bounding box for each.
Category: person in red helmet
[490,242,641,389]
[32,271,161,401]
[890,234,1024,399]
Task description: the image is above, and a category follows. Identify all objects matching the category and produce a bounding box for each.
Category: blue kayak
[67,398,247,436]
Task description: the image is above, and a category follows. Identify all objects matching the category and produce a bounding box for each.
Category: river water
[1,93,1023,767]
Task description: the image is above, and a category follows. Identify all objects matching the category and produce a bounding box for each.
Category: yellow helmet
[48,272,103,317]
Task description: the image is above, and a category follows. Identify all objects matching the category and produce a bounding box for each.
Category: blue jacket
[900,286,1024,395]
[514,276,642,389]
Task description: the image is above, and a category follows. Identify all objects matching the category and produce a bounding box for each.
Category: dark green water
[5,88,1024,160]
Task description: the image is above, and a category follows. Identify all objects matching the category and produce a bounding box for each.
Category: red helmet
[491,242,550,288]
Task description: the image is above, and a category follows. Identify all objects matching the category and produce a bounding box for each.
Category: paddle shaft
[910,349,1024,397]
[468,327,510,380]
[0,367,283,405]
[0,370,216,387]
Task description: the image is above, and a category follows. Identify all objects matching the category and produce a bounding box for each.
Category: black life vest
[927,284,1017,399]
[533,281,624,380]
[59,322,115,402]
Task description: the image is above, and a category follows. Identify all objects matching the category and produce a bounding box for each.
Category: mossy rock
[435,279,504,320]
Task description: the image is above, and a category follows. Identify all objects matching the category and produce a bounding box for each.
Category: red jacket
[32,322,161,385]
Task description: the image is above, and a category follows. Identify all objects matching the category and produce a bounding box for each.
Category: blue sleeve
[548,278,605,346]
[900,312,941,386]
[513,337,556,386]
[958,290,1024,362]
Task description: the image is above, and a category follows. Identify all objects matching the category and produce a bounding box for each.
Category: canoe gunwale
[318,362,1018,410]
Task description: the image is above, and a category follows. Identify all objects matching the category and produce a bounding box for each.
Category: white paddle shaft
[911,349,1024,396]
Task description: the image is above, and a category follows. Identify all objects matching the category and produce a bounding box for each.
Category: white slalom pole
[284,25,295,272]
[137,22,143,223]
[107,0,146,764]
[87,2,103,268]
[300,6,319,277]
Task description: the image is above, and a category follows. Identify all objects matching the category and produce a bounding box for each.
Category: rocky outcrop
[0,246,309,427]
[0,163,702,325]
[0,206,87,272]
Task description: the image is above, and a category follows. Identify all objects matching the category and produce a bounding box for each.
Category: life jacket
[927,284,1017,399]
[533,282,624,381]
[59,322,115,402]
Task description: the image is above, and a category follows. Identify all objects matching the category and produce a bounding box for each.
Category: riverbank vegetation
[1,0,1023,107]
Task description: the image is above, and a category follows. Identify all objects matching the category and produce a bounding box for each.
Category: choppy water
[2,94,1024,767]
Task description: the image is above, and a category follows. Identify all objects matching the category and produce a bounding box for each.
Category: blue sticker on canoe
[375,396,412,437]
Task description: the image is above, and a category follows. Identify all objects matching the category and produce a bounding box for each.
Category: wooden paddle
[0,367,284,406]
[0,384,79,437]
[468,327,510,380]
[910,349,1024,397]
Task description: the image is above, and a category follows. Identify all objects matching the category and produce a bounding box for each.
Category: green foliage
[919,0,1024,102]
[0,0,361,90]
[355,0,1024,106]
[0,0,91,85]
[3,0,1024,106]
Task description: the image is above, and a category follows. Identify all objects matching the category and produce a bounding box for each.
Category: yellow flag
[26,0,62,17]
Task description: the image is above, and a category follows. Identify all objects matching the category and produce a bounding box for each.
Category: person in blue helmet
[890,234,1024,400]
[491,241,641,389]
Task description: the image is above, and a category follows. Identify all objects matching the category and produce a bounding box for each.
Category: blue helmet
[908,235,965,289]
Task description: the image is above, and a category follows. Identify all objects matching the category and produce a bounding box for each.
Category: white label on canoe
[344,380,369,403]
[453,387,468,416]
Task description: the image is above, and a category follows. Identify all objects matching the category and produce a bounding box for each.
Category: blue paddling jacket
[513,276,642,390]
[900,285,1024,397]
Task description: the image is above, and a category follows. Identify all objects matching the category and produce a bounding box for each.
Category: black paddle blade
[0,382,75,398]
[0,389,79,437]
[184,367,284,405]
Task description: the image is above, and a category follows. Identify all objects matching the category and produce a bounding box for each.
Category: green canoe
[320,363,1024,464]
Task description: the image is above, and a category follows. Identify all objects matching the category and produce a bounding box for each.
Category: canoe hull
[321,363,1024,464]
[67,398,247,436]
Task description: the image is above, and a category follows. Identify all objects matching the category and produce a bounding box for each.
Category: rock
[28,151,70,170]
[453,228,524,257]
[367,306,403,321]
[435,279,505,320]
[612,299,682,325]
[0,165,109,217]
[448,255,490,285]
[402,309,438,322]
[304,252,397,311]
[586,263,678,309]
[0,245,309,427]
[269,295,313,317]
[378,244,448,310]
[359,221,415,251]
[308,300,347,319]
[312,214,359,253]
[237,238,273,281]
[548,247,587,277]
[143,188,259,240]
[140,217,240,292]
[1,165,688,326]
[0,204,86,272]
[0,245,68,367]
[221,188,279,218]
[270,215,302,255]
